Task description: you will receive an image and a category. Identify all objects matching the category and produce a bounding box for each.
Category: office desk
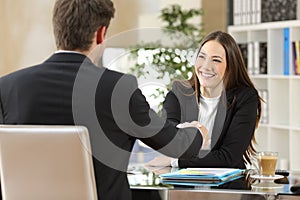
[128,165,300,200]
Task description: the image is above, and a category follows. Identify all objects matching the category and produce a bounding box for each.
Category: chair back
[0,125,97,200]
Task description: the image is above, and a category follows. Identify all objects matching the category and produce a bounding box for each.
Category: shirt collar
[55,50,85,56]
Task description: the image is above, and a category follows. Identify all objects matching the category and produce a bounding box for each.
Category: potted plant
[129,4,204,112]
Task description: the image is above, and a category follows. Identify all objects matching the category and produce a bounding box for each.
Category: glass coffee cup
[256,151,278,177]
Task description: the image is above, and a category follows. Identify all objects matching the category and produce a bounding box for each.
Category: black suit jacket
[0,53,202,200]
[163,81,259,169]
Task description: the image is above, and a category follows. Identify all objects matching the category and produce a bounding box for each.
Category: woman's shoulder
[227,86,258,101]
[230,86,257,95]
[171,80,195,95]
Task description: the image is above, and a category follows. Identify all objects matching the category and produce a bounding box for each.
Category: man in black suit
[0,0,202,199]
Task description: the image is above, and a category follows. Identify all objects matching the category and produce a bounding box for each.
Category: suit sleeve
[162,91,181,125]
[178,88,259,168]
[125,75,202,159]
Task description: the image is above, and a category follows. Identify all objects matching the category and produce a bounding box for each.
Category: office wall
[107,0,202,47]
[0,0,221,76]
[0,0,55,76]
[202,0,228,34]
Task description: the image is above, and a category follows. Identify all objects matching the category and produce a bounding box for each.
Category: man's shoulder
[102,68,137,83]
[0,65,40,84]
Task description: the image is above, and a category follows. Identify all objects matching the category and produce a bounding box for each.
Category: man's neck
[57,43,102,65]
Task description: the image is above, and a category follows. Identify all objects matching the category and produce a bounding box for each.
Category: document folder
[160,168,243,186]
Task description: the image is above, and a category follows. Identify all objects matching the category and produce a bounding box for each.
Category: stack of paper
[159,168,244,187]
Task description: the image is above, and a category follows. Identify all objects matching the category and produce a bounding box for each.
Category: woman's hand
[145,156,172,167]
[177,121,210,149]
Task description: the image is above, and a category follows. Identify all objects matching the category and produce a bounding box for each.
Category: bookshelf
[228,20,300,171]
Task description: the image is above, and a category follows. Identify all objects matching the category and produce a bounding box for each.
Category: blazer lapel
[183,96,198,122]
[210,94,227,149]
[172,81,198,122]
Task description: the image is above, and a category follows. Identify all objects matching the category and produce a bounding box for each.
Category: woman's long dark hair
[188,30,262,165]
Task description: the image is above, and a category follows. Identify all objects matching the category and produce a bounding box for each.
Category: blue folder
[159,168,244,186]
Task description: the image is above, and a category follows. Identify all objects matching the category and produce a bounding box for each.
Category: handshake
[145,121,210,168]
[176,121,210,149]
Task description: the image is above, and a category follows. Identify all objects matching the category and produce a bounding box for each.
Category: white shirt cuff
[170,158,179,168]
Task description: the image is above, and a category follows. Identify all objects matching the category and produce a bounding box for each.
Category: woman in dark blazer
[148,30,262,169]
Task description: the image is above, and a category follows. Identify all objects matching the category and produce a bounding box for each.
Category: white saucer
[251,182,284,190]
[250,174,284,181]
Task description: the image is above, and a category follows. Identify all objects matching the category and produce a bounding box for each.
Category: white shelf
[268,75,291,79]
[228,20,300,32]
[268,125,291,130]
[228,20,300,171]
[290,127,300,131]
[249,75,268,79]
[258,123,269,128]
[290,75,300,80]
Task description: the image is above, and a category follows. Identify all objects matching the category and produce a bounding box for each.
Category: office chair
[0,125,97,200]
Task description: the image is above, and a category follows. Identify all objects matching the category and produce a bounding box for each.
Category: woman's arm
[125,75,202,159]
[178,88,259,168]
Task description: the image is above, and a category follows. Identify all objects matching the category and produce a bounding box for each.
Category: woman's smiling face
[195,40,227,97]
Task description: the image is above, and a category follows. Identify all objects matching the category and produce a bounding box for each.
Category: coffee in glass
[257,151,278,177]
